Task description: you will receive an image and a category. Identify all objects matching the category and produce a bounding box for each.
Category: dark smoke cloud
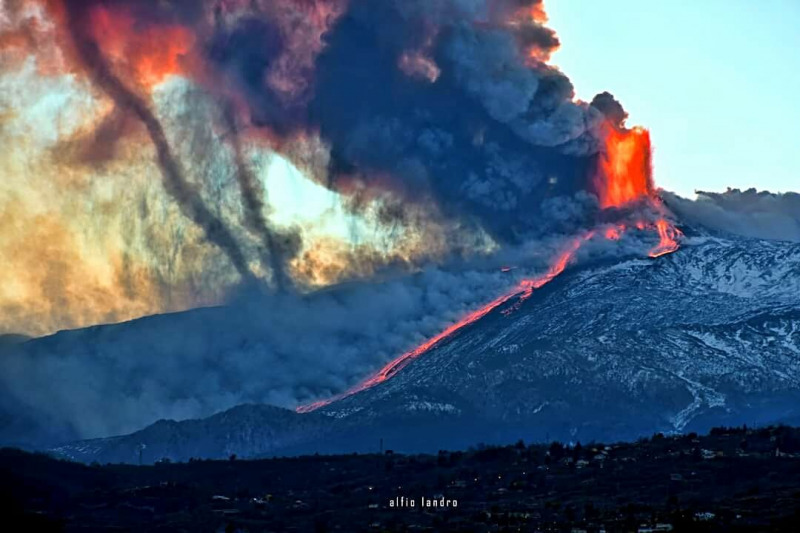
[165,0,609,243]
[48,0,617,253]
[207,16,302,135]
[223,106,291,290]
[0,0,682,445]
[303,0,605,242]
[590,91,629,130]
[664,189,800,243]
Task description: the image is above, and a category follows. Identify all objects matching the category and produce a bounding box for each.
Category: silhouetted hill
[3,425,800,532]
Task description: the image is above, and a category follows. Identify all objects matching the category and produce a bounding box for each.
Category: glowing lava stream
[296,218,681,414]
[648,217,683,258]
[296,231,596,413]
[297,121,684,414]
[592,120,683,259]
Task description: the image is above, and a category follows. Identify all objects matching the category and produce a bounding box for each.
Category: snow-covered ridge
[49,235,800,463]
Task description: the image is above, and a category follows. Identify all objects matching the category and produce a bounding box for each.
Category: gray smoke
[0,230,665,445]
[0,0,686,448]
[665,189,800,243]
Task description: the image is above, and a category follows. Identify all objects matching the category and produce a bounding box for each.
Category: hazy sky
[547,0,800,198]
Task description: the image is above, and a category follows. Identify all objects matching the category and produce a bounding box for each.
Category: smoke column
[223,105,289,290]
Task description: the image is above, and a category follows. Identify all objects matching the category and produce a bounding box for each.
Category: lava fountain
[593,120,683,258]
[594,124,653,209]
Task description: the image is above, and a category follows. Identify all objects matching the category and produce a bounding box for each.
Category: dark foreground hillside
[3,426,800,532]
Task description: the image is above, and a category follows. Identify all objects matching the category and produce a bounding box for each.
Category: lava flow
[297,120,684,414]
[296,231,596,413]
[649,218,683,258]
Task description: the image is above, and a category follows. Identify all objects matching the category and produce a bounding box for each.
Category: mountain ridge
[47,234,800,463]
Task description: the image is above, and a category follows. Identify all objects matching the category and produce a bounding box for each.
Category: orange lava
[296,231,595,413]
[604,224,626,241]
[89,6,195,88]
[648,218,684,258]
[594,123,653,209]
[593,120,682,259]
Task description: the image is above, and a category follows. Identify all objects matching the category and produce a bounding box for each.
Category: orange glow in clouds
[89,6,195,88]
[603,224,625,241]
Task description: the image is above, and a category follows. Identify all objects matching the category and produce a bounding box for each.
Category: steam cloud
[665,189,800,243]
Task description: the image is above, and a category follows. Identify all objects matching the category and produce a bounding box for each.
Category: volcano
[46,231,800,464]
[1,0,796,469]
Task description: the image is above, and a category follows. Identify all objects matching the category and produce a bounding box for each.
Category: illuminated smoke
[60,0,254,282]
[1,2,683,336]
[222,106,289,290]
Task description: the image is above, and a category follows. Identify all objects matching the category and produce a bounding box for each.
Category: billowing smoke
[0,231,662,445]
[3,0,594,335]
[58,0,610,245]
[665,189,800,243]
[0,246,555,442]
[302,0,605,241]
[0,0,687,443]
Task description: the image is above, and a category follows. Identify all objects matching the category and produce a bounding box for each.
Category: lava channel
[296,231,595,413]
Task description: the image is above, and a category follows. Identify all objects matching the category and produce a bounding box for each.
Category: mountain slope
[317,236,800,443]
[52,235,800,463]
[51,404,332,463]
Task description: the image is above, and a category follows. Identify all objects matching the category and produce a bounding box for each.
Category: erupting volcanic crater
[298,118,684,413]
[4,0,795,464]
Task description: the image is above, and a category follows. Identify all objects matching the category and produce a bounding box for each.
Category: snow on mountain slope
[53,236,800,462]
[316,236,800,437]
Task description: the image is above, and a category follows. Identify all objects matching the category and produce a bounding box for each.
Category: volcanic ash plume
[1,2,679,334]
[0,0,693,439]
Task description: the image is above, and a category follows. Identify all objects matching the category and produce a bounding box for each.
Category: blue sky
[546,0,800,198]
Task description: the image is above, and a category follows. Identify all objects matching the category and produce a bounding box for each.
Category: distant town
[3,425,800,531]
